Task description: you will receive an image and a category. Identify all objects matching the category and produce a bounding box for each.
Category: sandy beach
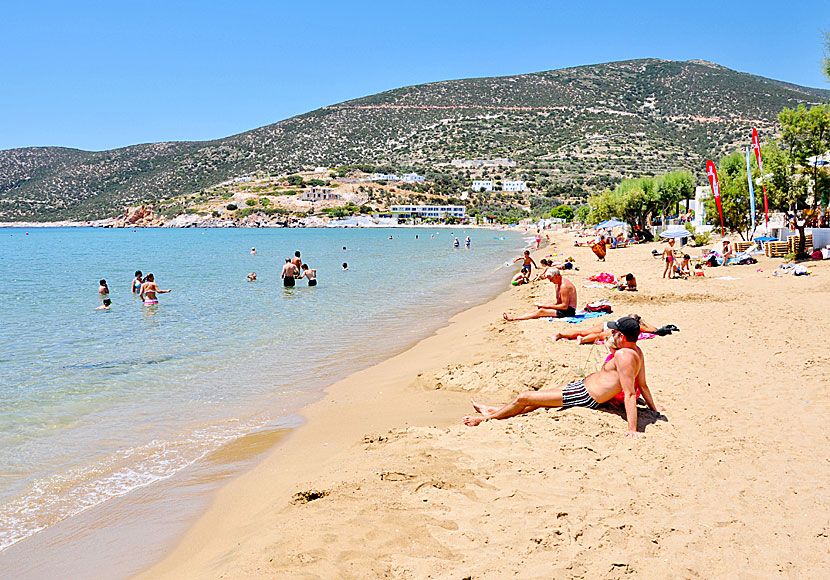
[134,231,830,580]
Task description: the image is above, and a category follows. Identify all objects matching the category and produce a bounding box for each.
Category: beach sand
[134,232,830,579]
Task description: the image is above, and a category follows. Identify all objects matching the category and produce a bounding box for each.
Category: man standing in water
[139,273,171,305]
[464,317,663,437]
[282,258,299,287]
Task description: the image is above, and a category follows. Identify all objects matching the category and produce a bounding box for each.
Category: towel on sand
[550,311,611,324]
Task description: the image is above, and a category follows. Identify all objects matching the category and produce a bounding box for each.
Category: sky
[2,0,828,152]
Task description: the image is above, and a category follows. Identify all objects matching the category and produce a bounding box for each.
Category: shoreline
[129,242,556,580]
[131,231,829,579]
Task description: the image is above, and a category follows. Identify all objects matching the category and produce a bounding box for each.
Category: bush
[245,198,257,207]
[226,203,237,211]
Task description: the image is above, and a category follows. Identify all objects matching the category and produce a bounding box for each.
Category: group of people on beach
[469,241,667,438]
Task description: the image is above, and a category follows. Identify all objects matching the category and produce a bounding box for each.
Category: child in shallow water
[95,279,111,310]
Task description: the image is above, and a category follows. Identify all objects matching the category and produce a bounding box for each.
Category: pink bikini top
[604,351,641,402]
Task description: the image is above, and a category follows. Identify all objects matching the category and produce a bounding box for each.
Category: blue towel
[550,311,611,323]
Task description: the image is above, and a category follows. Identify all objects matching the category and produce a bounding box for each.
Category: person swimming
[342,262,349,271]
[251,247,256,255]
[95,279,111,310]
[131,271,143,294]
[453,237,460,248]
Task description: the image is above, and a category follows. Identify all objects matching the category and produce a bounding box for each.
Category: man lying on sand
[503,269,577,320]
[465,317,664,437]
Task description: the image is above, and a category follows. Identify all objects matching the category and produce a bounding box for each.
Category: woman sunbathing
[553,314,662,344]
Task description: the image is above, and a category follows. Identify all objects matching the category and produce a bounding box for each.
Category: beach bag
[584,301,612,313]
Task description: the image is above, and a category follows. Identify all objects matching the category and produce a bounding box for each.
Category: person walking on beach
[300,264,317,287]
[282,259,298,287]
[503,268,577,320]
[662,239,676,279]
[512,250,538,277]
[464,317,663,437]
[95,279,111,310]
[139,274,171,305]
[131,271,143,294]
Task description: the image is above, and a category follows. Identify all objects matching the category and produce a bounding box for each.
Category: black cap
[607,316,641,341]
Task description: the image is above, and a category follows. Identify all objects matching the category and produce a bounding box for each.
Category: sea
[0,226,524,578]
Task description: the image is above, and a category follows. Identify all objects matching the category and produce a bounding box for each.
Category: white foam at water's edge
[0,417,270,551]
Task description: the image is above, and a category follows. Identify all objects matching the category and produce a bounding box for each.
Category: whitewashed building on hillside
[301,187,341,201]
[502,180,526,192]
[390,205,466,220]
[472,180,493,192]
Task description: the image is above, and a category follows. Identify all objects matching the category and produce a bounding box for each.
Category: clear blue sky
[2,0,827,152]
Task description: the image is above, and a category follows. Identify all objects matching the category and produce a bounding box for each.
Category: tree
[823,30,830,81]
[654,171,695,219]
[549,205,574,221]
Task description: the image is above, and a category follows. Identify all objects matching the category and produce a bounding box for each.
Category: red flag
[752,128,769,226]
[706,160,725,236]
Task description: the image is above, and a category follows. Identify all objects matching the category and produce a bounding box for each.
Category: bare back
[558,277,578,309]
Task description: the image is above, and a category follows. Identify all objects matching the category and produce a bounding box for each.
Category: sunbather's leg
[463,387,565,426]
[504,308,561,322]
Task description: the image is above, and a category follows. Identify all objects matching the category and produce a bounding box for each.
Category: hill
[1,58,827,221]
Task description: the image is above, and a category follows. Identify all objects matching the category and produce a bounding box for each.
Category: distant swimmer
[453,237,460,248]
[139,273,171,305]
[251,247,256,255]
[389,235,393,240]
[342,246,347,250]
[131,270,143,294]
[282,258,298,287]
[95,279,111,310]
[465,236,471,248]
[247,272,257,281]
[415,235,419,239]
[342,262,349,271]
[301,264,317,287]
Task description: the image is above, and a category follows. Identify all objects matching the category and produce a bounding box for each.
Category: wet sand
[134,232,830,579]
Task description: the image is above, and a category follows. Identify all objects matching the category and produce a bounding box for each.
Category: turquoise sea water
[0,227,523,552]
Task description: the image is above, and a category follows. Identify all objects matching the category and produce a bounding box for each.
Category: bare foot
[502,312,514,322]
[471,398,499,415]
[553,332,563,341]
[463,415,487,427]
[576,336,584,344]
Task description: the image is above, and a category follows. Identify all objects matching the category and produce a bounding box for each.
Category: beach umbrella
[659,228,692,238]
[601,219,628,228]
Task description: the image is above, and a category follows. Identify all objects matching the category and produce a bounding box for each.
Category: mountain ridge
[2,58,827,221]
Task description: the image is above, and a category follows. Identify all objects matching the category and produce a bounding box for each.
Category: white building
[472,180,493,192]
[373,173,401,181]
[234,176,252,183]
[390,205,466,220]
[502,180,526,192]
[301,187,341,201]
[400,173,425,182]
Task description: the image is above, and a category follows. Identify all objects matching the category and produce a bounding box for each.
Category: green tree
[549,205,574,221]
[654,171,695,219]
[823,30,830,81]
[575,205,591,223]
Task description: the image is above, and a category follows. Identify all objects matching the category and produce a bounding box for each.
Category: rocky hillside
[2,58,827,221]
